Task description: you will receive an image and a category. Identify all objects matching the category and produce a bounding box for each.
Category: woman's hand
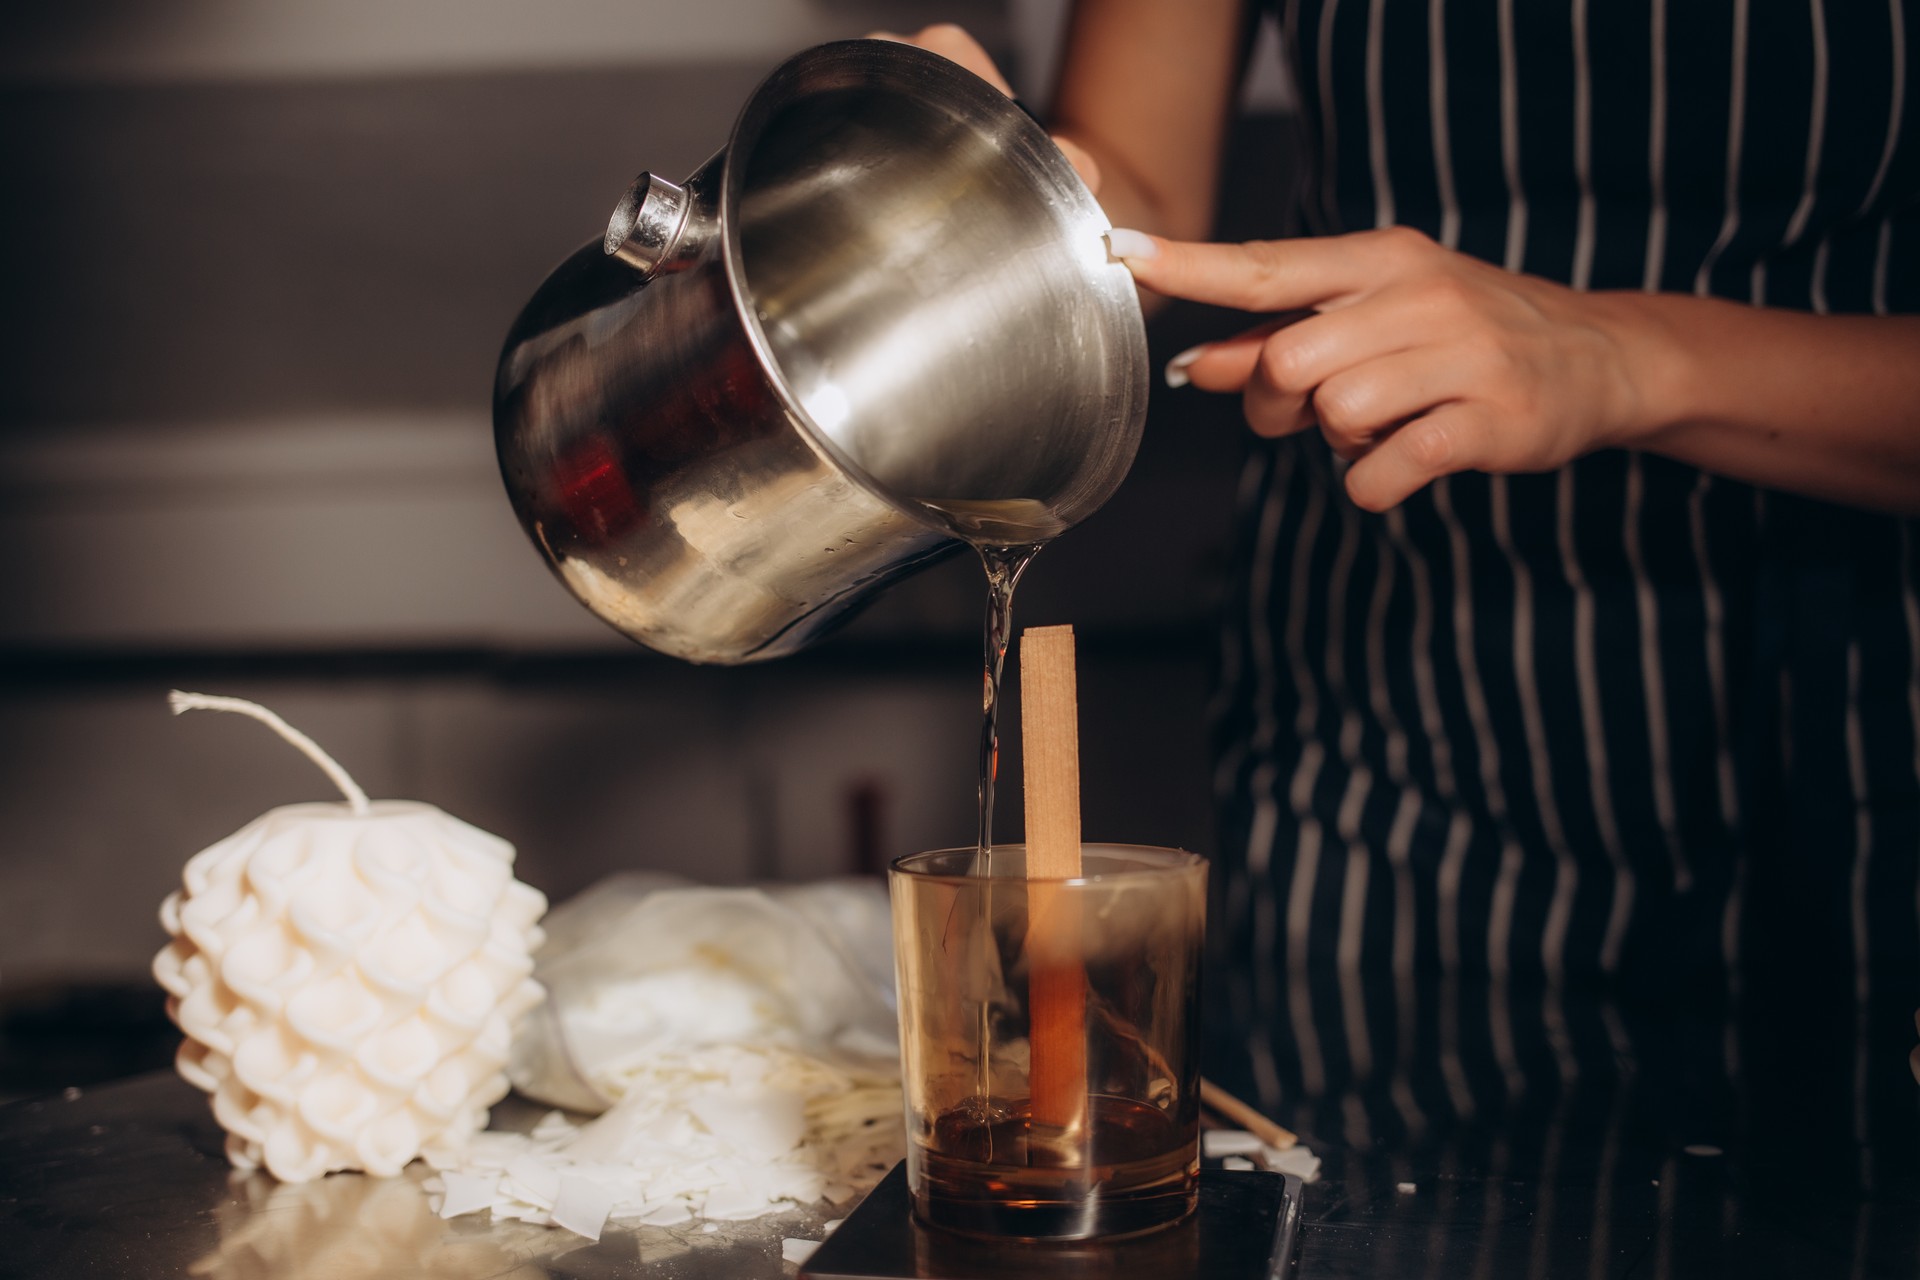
[1110,226,1653,511]
[1113,225,1920,514]
[866,24,1104,193]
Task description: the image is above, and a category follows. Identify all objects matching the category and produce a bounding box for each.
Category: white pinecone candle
[152,692,548,1182]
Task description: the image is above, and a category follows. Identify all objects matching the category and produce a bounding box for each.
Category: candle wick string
[168,690,373,816]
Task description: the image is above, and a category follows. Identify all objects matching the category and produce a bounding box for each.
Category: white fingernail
[1105,228,1159,262]
[1164,345,1204,389]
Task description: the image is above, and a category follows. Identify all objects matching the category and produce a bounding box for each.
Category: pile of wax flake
[423,1043,901,1241]
[1202,1130,1322,1182]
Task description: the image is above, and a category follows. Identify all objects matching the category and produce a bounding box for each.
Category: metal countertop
[5,1027,1919,1279]
[0,1073,837,1279]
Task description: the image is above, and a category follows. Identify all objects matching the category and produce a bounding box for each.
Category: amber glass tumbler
[889,845,1207,1240]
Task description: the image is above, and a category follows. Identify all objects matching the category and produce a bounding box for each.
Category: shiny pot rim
[714,38,1146,544]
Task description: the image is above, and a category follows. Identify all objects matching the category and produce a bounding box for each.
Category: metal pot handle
[604,172,693,279]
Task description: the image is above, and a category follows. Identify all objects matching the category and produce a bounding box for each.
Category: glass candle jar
[889,845,1207,1240]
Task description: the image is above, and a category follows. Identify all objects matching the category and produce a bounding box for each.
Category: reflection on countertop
[4,979,1919,1278]
[0,1076,839,1280]
[1210,972,1920,1279]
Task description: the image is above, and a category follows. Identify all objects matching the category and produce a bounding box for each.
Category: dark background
[0,0,1295,1096]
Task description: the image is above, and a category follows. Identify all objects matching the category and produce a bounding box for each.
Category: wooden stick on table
[1020,624,1086,1135]
[1199,1078,1299,1151]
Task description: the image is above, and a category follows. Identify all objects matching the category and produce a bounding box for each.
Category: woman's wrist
[1577,293,1920,514]
[1587,289,1701,452]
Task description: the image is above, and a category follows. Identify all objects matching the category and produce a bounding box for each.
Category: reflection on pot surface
[495,40,1147,664]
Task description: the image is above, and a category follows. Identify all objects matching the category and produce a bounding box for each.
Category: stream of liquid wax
[922,498,1061,1161]
[974,543,1040,857]
[966,543,1041,1155]
[923,499,1061,859]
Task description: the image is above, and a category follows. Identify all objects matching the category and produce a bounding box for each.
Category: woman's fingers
[1343,405,1485,510]
[1163,318,1311,437]
[1169,297,1453,445]
[1113,234,1348,312]
[1111,225,1441,313]
[865,24,1016,96]
[1170,301,1406,393]
[1311,345,1476,455]
[1166,316,1300,391]
[1125,222,1626,505]
[1242,371,1315,439]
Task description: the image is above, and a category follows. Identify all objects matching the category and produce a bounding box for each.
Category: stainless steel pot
[494,39,1148,664]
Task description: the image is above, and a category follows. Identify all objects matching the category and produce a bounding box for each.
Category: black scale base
[800,1162,1302,1280]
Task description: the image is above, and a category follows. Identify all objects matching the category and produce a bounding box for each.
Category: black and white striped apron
[1208,0,1920,1170]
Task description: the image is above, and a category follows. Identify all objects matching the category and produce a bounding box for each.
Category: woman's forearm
[1609,294,1920,515]
[1049,0,1247,242]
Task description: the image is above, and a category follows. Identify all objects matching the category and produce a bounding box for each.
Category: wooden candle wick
[1020,625,1086,1136]
[1199,1078,1298,1151]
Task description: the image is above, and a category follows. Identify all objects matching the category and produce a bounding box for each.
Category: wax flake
[551,1174,617,1241]
[671,1165,724,1197]
[823,1219,844,1234]
[440,1129,546,1171]
[1263,1144,1321,1182]
[504,1155,562,1208]
[532,1110,575,1142]
[1202,1129,1264,1158]
[782,1239,821,1264]
[566,1160,634,1193]
[1221,1155,1256,1171]
[640,1201,693,1227]
[703,1182,777,1221]
[560,1105,639,1164]
[432,1171,500,1219]
[689,1091,807,1161]
[427,1042,902,1239]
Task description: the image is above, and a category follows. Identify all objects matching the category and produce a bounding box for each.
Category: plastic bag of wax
[508,872,899,1113]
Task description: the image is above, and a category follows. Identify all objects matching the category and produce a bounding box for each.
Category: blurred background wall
[0,0,1295,1094]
